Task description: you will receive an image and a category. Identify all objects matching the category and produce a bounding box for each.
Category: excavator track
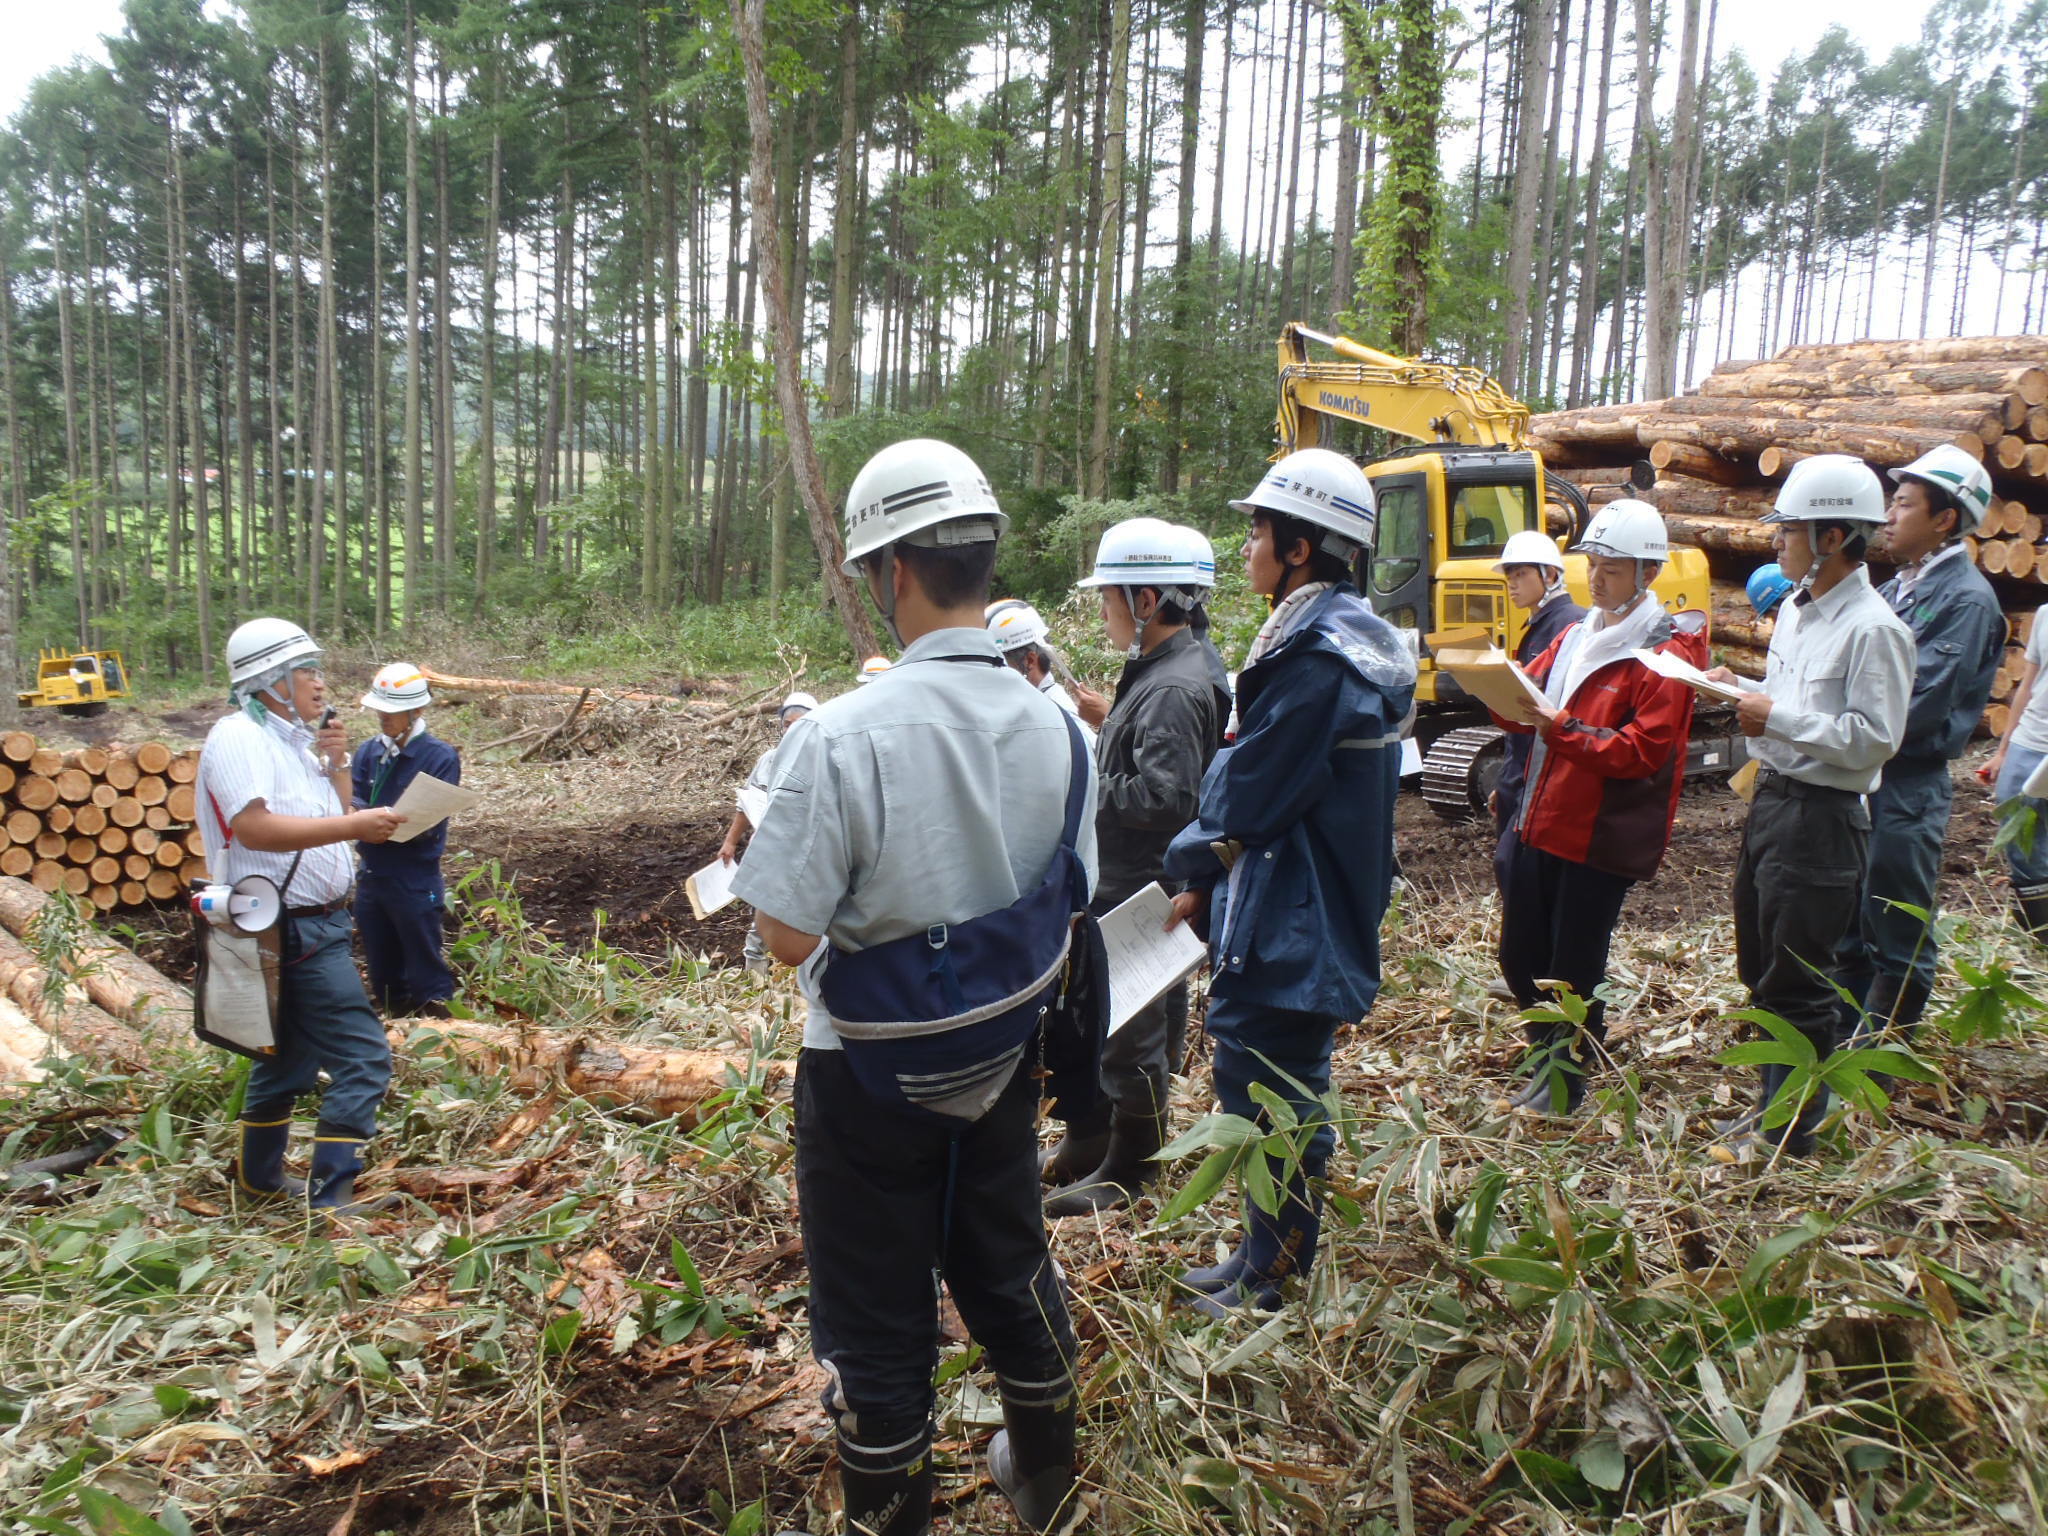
[1421,726,1508,823]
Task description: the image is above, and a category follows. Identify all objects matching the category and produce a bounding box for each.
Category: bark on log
[1527,400,1674,449]
[0,877,197,1037]
[418,667,684,709]
[1657,512,1781,557]
[60,747,108,775]
[1640,414,1952,465]
[1699,360,2048,403]
[0,925,148,1070]
[1774,336,2048,366]
[1648,440,1754,486]
[1657,392,2009,432]
[392,1016,790,1126]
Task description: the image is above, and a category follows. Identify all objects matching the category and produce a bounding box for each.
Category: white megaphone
[191,874,284,933]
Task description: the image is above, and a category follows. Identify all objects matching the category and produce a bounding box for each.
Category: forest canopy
[0,0,2040,685]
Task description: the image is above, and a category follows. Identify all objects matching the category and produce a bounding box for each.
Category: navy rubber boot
[232,1115,306,1202]
[1185,1187,1322,1318]
[306,1130,398,1215]
[839,1422,934,1536]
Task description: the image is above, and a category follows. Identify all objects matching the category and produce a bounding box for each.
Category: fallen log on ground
[419,668,685,708]
[393,1017,791,1125]
[0,877,195,1037]
[0,926,148,1070]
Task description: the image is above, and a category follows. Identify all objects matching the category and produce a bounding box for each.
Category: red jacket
[1492,609,1705,881]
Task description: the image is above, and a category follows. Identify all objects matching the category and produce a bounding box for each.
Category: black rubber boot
[1185,1185,1322,1319]
[232,1115,306,1202]
[306,1130,400,1215]
[839,1422,934,1536]
[1708,1063,1824,1163]
[2018,882,2048,943]
[988,1386,1079,1534]
[1501,1033,1588,1116]
[1043,1109,1165,1217]
[1038,1102,1111,1187]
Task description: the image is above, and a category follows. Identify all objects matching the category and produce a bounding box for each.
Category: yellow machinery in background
[17,649,130,717]
[1271,324,1733,819]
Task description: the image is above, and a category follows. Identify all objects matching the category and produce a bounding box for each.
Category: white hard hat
[360,662,432,712]
[226,617,323,688]
[856,656,892,684]
[985,597,1030,621]
[779,691,818,718]
[987,604,1050,652]
[1571,499,1669,562]
[840,438,1006,574]
[1493,529,1567,573]
[1890,443,1993,534]
[1168,525,1218,588]
[1762,453,1885,526]
[1078,517,1212,590]
[1228,448,1377,557]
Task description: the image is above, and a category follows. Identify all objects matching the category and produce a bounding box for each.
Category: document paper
[1628,647,1752,704]
[685,856,741,920]
[737,784,770,825]
[386,771,484,842]
[1099,882,1208,1036]
[1434,646,1551,724]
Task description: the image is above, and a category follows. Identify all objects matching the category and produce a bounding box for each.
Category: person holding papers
[351,662,462,1019]
[1701,456,1913,1161]
[1161,449,1417,1315]
[201,620,403,1215]
[1486,500,1703,1116]
[1040,519,1229,1217]
[719,691,817,973]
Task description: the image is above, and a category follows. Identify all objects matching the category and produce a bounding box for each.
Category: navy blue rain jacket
[1163,585,1417,1020]
[352,729,462,875]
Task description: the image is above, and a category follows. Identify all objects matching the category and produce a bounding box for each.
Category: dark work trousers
[1094,895,1176,1117]
[354,869,455,1014]
[1205,997,1340,1178]
[1832,761,1951,1015]
[1734,774,1870,1065]
[1491,793,1521,903]
[795,1046,1075,1445]
[242,909,393,1138]
[1498,838,1634,1048]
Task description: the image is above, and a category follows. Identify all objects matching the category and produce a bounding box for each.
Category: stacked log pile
[1530,336,2048,730]
[0,733,207,910]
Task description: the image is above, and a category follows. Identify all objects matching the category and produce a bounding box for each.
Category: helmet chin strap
[869,547,907,649]
[1121,586,1147,660]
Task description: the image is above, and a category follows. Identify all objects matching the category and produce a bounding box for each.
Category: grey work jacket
[1094,627,1231,907]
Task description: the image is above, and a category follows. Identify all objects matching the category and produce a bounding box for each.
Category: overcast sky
[0,0,1936,127]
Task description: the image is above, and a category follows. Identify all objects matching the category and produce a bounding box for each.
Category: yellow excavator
[1272,323,1735,819]
[17,649,130,717]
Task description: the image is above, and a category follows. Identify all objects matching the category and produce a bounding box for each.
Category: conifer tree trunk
[1161,0,1204,493]
[402,3,424,628]
[1500,0,1556,394]
[826,1,861,418]
[476,111,500,611]
[1087,0,1131,499]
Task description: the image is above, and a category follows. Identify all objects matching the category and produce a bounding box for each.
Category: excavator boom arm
[1276,323,1530,452]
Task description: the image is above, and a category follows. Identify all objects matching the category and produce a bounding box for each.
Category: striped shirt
[197,711,356,904]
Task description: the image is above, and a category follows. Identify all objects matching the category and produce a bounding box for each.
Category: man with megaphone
[197,618,405,1214]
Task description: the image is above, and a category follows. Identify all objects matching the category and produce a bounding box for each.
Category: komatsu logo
[1318,390,1373,419]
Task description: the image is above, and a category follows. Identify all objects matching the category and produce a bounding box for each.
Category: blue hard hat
[1746,562,1794,618]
